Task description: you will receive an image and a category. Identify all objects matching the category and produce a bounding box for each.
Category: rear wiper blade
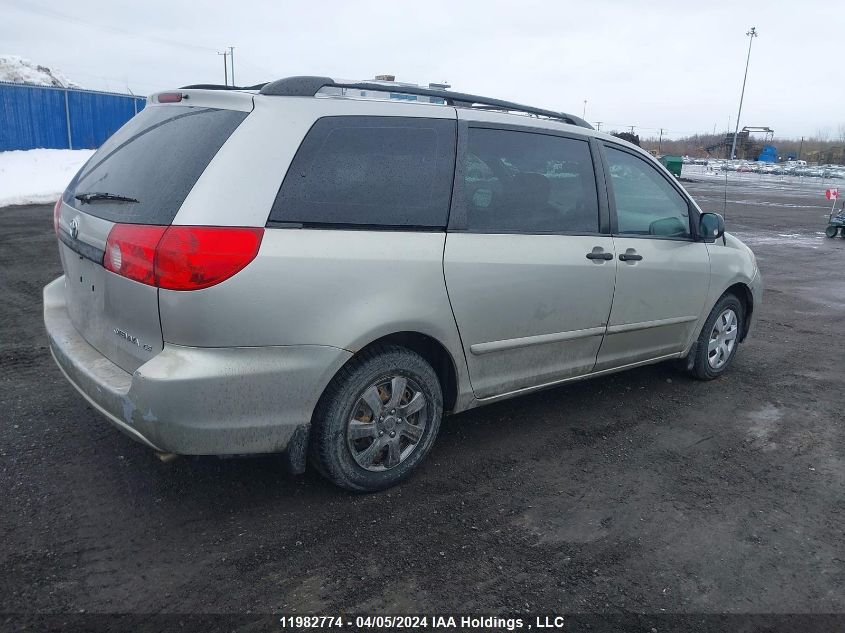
[74,192,139,204]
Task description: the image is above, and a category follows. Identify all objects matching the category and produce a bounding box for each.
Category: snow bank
[0,54,79,88]
[0,149,94,207]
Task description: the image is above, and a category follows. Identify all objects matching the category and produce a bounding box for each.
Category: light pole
[583,100,587,118]
[228,46,235,86]
[217,50,229,85]
[729,27,758,161]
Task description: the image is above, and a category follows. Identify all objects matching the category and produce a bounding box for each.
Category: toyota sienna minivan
[44,76,762,491]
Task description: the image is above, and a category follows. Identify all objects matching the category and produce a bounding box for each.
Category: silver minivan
[44,76,762,491]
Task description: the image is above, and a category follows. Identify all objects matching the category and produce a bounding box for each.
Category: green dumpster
[659,155,683,178]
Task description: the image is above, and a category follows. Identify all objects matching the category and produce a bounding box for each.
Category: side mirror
[699,212,725,242]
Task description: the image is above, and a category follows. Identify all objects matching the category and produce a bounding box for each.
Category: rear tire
[310,344,442,492]
[690,294,744,381]
[825,225,839,238]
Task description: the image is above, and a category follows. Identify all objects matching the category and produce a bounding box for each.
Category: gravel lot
[1,174,843,625]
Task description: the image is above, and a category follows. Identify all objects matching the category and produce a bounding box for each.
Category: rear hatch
[55,97,250,372]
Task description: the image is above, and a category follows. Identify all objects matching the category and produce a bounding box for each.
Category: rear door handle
[619,253,643,261]
[586,248,613,261]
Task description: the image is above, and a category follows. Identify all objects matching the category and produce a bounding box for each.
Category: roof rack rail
[180,83,268,91]
[258,76,592,129]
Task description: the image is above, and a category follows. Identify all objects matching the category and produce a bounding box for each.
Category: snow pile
[0,54,79,88]
[0,149,94,207]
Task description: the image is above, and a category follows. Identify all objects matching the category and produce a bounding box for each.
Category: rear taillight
[155,226,264,290]
[104,225,167,285]
[103,224,263,291]
[53,199,62,235]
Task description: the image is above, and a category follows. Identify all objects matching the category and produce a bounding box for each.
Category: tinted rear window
[463,128,599,234]
[65,106,248,225]
[270,116,456,228]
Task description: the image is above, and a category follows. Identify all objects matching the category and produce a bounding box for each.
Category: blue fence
[0,82,146,151]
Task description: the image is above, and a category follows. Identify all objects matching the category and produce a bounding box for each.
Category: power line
[8,2,273,90]
[51,67,162,92]
[234,56,273,77]
[7,1,219,53]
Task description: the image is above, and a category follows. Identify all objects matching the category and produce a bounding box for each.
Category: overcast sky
[3,0,842,139]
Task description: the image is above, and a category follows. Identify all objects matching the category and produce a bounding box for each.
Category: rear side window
[462,128,599,234]
[65,106,248,225]
[270,116,456,228]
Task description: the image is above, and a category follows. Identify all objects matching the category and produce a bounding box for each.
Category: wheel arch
[724,282,754,342]
[324,331,461,414]
[358,332,460,413]
[683,279,756,363]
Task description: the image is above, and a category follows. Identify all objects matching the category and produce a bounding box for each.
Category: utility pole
[729,27,758,160]
[799,136,804,160]
[228,46,235,86]
[629,125,636,135]
[658,128,665,155]
[582,100,587,119]
[595,122,602,131]
[217,50,229,85]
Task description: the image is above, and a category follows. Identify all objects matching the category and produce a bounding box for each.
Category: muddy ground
[1,173,843,628]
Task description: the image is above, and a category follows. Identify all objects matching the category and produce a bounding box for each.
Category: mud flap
[681,346,696,371]
[280,424,309,475]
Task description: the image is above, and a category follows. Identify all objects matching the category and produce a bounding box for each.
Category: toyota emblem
[69,216,80,240]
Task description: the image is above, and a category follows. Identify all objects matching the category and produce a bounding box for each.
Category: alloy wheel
[346,375,428,472]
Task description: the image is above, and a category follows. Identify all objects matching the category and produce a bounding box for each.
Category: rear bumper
[44,276,351,464]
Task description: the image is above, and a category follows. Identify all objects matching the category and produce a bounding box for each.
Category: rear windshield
[64,106,248,225]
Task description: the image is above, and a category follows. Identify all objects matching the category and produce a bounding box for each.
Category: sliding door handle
[586,249,613,261]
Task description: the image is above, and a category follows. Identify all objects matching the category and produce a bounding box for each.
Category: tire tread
[690,293,744,381]
[309,344,442,492]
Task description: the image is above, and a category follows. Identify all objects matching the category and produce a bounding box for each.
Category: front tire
[310,345,443,492]
[690,294,744,381]
[825,225,839,238]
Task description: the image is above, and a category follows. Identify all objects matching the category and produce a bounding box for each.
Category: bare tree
[611,131,641,147]
[638,131,845,164]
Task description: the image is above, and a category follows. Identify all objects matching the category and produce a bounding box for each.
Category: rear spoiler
[148,89,254,112]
